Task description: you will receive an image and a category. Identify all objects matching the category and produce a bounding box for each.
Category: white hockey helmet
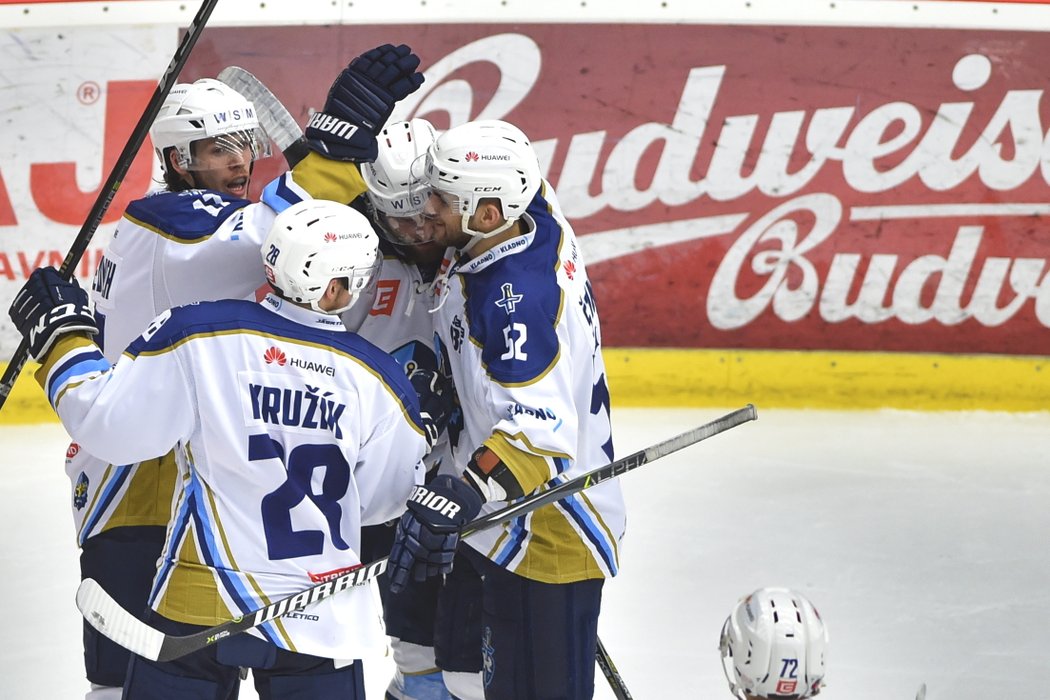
[418,119,542,242]
[262,199,380,315]
[719,588,828,699]
[361,118,438,245]
[150,78,271,172]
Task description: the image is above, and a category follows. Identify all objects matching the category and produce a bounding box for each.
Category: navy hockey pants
[80,525,167,688]
[436,547,605,700]
[122,610,364,699]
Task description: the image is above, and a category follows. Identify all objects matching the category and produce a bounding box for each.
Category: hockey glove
[9,267,97,361]
[305,43,425,162]
[387,475,482,594]
[409,368,454,452]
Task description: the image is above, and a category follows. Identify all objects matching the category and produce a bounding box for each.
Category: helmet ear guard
[719,588,828,699]
[151,78,271,174]
[262,200,381,315]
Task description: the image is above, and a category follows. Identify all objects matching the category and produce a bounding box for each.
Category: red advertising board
[189,24,1050,355]
[34,24,1050,356]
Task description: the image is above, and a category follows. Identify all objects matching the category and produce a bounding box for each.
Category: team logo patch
[495,283,523,313]
[66,442,80,460]
[450,316,465,352]
[73,472,89,510]
[264,347,287,366]
[776,680,798,694]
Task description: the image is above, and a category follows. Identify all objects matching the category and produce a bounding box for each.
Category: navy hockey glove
[9,267,97,361]
[409,368,454,452]
[305,43,425,162]
[387,475,482,594]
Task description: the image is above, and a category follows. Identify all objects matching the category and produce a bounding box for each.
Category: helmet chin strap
[312,291,357,317]
[459,211,516,254]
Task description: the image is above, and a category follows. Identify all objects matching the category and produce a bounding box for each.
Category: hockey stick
[0,0,221,412]
[216,66,310,167]
[77,404,757,662]
[595,637,633,700]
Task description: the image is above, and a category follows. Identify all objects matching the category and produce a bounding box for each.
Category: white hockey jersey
[350,245,455,476]
[39,295,428,659]
[69,189,276,544]
[431,182,625,584]
[72,153,375,544]
[267,181,454,477]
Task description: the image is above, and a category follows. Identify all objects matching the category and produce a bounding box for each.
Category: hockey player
[268,116,469,700]
[719,587,829,699]
[386,119,626,700]
[64,45,425,698]
[9,199,430,698]
[359,119,479,700]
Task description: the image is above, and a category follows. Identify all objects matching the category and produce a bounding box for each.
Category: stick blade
[217,65,302,151]
[76,578,164,661]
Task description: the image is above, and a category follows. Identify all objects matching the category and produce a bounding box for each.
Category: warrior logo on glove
[304,43,426,163]
[407,483,465,519]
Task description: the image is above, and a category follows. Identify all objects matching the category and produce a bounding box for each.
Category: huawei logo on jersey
[564,259,577,280]
[324,232,338,242]
[465,151,479,162]
[66,442,80,459]
[264,347,287,366]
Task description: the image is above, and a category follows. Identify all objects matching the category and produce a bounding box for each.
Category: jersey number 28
[248,433,352,561]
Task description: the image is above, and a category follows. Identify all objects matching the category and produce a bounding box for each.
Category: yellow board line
[3,348,1048,424]
[604,348,1050,412]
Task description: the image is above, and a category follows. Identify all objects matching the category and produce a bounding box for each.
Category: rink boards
[1,0,1049,421]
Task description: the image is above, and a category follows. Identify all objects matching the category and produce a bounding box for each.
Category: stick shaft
[595,637,634,700]
[79,405,758,662]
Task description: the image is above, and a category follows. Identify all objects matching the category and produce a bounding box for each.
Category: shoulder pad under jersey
[125,301,422,421]
[124,190,251,241]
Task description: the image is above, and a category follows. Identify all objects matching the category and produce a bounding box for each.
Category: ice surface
[4,407,1048,699]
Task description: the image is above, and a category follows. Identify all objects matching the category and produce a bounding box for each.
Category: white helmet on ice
[419,119,542,242]
[719,588,828,699]
[150,78,271,172]
[262,199,380,315]
[361,118,438,245]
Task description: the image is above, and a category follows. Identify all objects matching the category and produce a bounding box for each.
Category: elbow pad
[464,446,525,503]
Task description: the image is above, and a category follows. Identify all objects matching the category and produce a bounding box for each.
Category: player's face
[423,191,471,249]
[186,137,253,198]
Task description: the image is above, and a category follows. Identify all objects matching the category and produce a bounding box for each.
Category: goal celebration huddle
[6,35,814,700]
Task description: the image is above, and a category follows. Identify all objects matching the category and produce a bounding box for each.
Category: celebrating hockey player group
[7,38,632,700]
[8,37,821,700]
